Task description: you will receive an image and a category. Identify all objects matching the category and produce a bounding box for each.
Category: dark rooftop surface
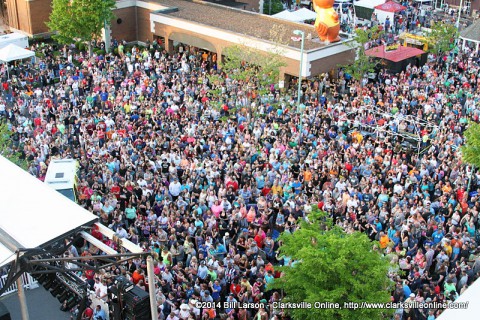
[152,0,342,50]
[203,0,248,9]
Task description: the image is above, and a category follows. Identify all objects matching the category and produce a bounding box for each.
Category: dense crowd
[2,26,480,320]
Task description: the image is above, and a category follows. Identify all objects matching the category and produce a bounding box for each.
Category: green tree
[0,122,28,170]
[461,121,480,167]
[340,25,384,85]
[269,207,393,320]
[207,25,287,113]
[427,21,458,55]
[47,0,116,55]
[263,0,284,15]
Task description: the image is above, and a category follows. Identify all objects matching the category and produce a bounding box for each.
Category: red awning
[374,1,406,12]
[365,45,425,62]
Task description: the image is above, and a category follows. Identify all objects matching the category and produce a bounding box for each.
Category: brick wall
[136,7,153,43]
[309,50,355,76]
[29,0,52,35]
[153,20,353,78]
[111,7,137,42]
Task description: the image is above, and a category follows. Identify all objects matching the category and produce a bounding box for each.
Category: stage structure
[0,156,158,320]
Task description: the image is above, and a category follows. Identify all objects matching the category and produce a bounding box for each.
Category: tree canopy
[269,207,393,320]
[427,21,458,55]
[47,0,116,46]
[461,121,480,168]
[207,26,287,110]
[340,25,384,84]
[263,0,284,15]
[0,122,28,170]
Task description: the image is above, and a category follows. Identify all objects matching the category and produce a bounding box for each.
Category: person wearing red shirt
[82,306,93,319]
[226,179,238,192]
[110,184,121,198]
[132,268,145,285]
[261,185,271,197]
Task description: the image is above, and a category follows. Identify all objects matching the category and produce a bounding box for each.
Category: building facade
[5,0,354,78]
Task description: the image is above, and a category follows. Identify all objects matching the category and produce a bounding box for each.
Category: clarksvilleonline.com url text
[272,301,469,310]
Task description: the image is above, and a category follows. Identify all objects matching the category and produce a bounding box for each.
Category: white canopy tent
[272,8,317,22]
[293,8,317,21]
[0,44,35,78]
[0,155,98,268]
[0,44,34,63]
[355,0,386,9]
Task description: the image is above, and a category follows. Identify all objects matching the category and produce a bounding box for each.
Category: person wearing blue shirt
[291,179,302,194]
[93,305,107,320]
[211,280,222,301]
[214,242,227,258]
[238,186,252,203]
[256,175,265,190]
[432,227,444,245]
[403,283,412,299]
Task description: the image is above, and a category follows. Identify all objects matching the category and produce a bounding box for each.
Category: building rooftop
[460,19,480,43]
[152,0,347,51]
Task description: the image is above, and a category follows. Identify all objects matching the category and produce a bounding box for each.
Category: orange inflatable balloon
[313,0,341,43]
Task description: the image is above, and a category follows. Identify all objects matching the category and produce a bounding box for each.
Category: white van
[45,159,79,202]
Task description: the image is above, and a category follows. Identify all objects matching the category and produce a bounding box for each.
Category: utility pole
[17,277,29,320]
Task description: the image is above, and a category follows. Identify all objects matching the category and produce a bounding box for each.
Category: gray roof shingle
[460,20,480,42]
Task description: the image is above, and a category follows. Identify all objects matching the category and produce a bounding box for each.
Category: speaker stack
[113,276,151,320]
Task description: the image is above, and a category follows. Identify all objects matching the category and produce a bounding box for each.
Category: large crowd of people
[2,14,480,319]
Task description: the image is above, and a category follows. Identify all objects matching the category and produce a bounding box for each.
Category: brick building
[5,0,355,78]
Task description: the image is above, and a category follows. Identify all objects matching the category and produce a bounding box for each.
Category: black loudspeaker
[57,289,69,303]
[122,286,151,320]
[0,302,11,320]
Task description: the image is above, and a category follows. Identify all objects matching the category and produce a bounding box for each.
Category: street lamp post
[293,29,305,144]
[456,0,463,29]
[293,29,305,110]
[104,19,111,54]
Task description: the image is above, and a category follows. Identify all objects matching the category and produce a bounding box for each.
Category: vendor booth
[0,44,35,78]
[354,0,386,20]
[373,1,406,24]
[365,44,426,74]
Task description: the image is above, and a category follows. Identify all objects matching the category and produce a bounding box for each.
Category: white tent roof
[0,44,34,63]
[355,0,386,9]
[272,8,316,22]
[0,156,97,267]
[437,277,479,320]
[272,10,296,20]
[293,8,317,20]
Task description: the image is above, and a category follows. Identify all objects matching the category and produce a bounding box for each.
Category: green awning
[355,6,374,20]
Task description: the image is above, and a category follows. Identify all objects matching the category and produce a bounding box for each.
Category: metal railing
[0,273,39,297]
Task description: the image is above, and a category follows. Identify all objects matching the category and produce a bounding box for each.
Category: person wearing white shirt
[116,225,128,239]
[169,178,181,200]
